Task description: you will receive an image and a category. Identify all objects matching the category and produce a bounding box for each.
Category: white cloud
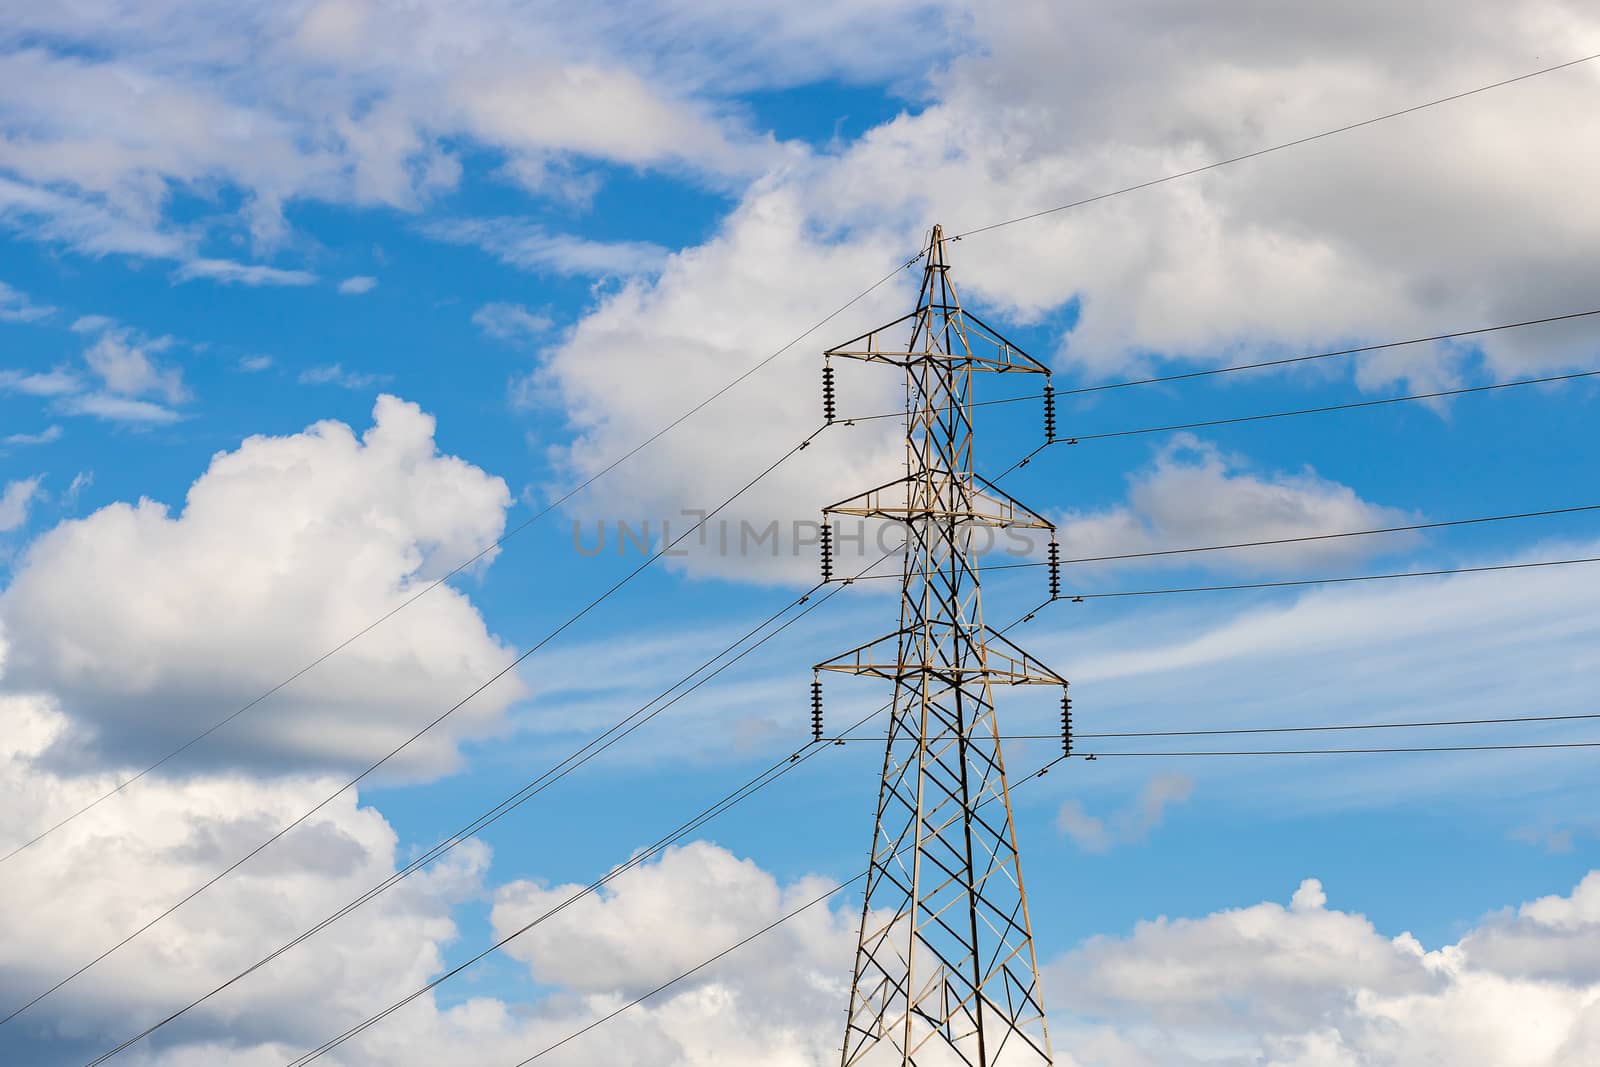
[472,301,554,345]
[494,841,853,1001]
[1,425,62,447]
[1054,435,1413,575]
[53,392,182,424]
[425,218,669,277]
[1046,873,1600,1067]
[0,0,885,271]
[0,367,81,397]
[5,319,189,423]
[173,258,319,287]
[0,394,523,776]
[523,1,1600,568]
[0,280,54,323]
[0,478,42,532]
[0,693,490,1064]
[338,274,379,294]
[298,362,393,390]
[1056,773,1193,853]
[239,354,274,372]
[82,329,188,404]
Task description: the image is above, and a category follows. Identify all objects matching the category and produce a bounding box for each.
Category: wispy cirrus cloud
[1,425,62,447]
[424,218,668,277]
[173,258,318,287]
[0,280,54,323]
[298,363,393,390]
[473,301,554,344]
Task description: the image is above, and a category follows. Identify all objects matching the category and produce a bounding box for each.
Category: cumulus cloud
[1047,874,1600,1067]
[338,275,379,295]
[0,693,489,1065]
[525,1,1600,569]
[0,394,524,776]
[1054,435,1413,575]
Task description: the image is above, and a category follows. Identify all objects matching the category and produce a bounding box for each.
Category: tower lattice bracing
[816,226,1067,1066]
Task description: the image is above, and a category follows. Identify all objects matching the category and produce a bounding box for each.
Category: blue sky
[3,3,1600,1065]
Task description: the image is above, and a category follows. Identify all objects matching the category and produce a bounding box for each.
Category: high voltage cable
[839,304,1600,424]
[0,268,920,870]
[2,429,825,1029]
[1045,554,1600,601]
[267,591,1055,1062]
[85,548,896,1065]
[506,753,1069,1066]
[282,700,897,1067]
[1062,367,1600,445]
[825,710,1600,743]
[834,501,1600,583]
[987,366,1600,479]
[1067,741,1600,757]
[512,871,870,1066]
[502,735,1600,1062]
[948,51,1600,240]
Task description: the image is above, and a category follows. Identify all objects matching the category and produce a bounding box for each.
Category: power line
[833,501,1600,583]
[273,578,1049,1063]
[840,304,1600,423]
[283,699,898,1067]
[506,754,1068,1066]
[1068,741,1600,757]
[2,265,923,869]
[1053,307,1600,398]
[513,873,868,1066]
[1062,367,1600,446]
[949,51,1600,240]
[3,429,822,1029]
[86,548,896,1065]
[504,729,1600,1062]
[826,711,1600,743]
[987,365,1600,480]
[1051,553,1600,601]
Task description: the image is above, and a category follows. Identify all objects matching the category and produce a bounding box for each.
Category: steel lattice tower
[815,225,1067,1067]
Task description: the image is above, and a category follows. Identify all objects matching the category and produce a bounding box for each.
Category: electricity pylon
[815,225,1067,1066]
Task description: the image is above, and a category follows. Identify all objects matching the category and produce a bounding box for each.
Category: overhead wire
[832,501,1600,583]
[85,547,897,1065]
[4,428,824,1028]
[1,260,924,868]
[948,51,1600,241]
[1067,742,1600,757]
[1047,554,1600,601]
[839,304,1600,424]
[282,698,898,1066]
[506,751,1070,1066]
